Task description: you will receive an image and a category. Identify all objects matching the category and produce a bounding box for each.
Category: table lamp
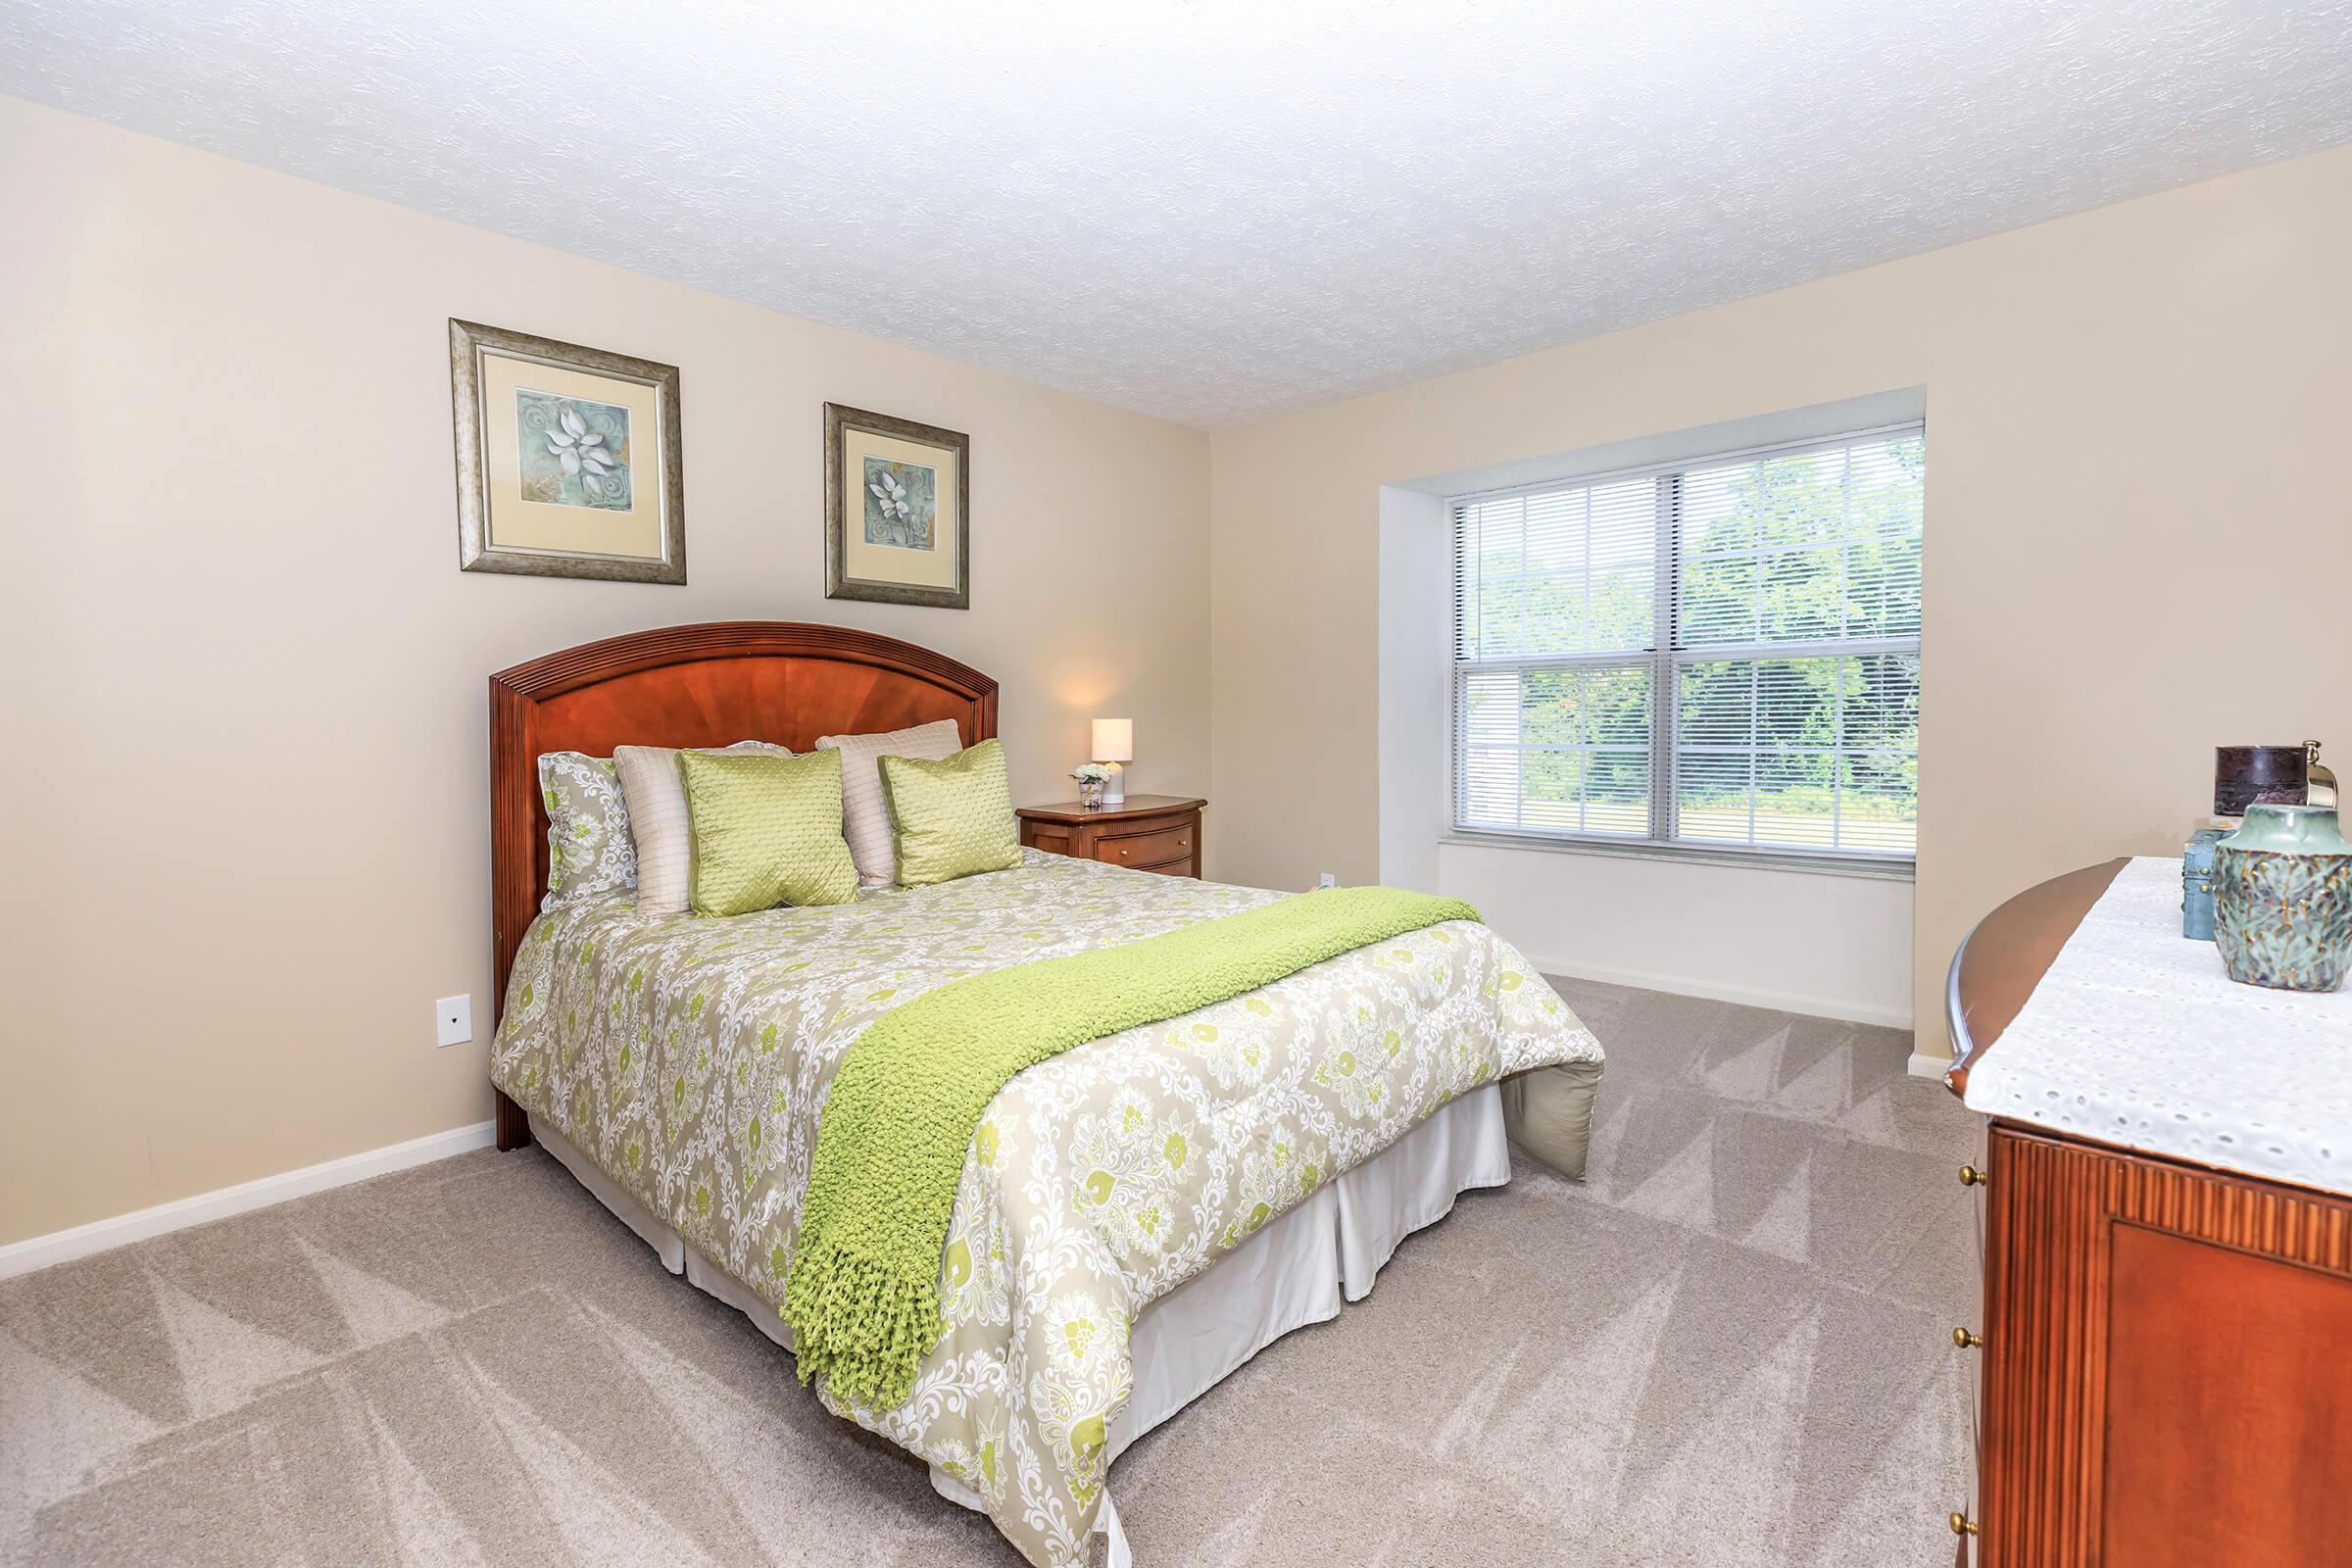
[1091,718,1133,806]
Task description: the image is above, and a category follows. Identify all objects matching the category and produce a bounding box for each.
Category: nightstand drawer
[1135,856,1198,877]
[1096,823,1195,868]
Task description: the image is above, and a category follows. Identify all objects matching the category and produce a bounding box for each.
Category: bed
[485,622,1604,1567]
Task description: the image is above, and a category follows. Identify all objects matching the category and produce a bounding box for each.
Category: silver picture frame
[824,402,971,610]
[450,318,687,584]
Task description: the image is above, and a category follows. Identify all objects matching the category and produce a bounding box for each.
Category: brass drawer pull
[1119,848,1129,858]
[1952,1327,1984,1350]
[1949,1513,1979,1538]
[1958,1164,1988,1188]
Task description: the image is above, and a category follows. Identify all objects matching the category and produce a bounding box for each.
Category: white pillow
[614,741,791,915]
[815,719,964,888]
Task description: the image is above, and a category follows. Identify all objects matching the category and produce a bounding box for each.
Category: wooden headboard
[488,621,997,1146]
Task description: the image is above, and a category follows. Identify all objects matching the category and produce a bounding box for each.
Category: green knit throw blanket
[783,884,1481,1410]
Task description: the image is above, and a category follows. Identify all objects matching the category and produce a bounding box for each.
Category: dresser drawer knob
[1951,1326,1984,1350]
[1958,1164,1988,1189]
[1949,1513,1979,1538]
[1119,848,1129,858]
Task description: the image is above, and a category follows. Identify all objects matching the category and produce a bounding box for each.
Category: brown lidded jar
[2214,746,2309,817]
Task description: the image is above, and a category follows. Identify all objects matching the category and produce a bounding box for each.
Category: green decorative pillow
[878,738,1024,888]
[539,751,635,911]
[679,748,859,916]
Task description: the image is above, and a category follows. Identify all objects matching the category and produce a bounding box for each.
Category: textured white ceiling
[5,1,2351,428]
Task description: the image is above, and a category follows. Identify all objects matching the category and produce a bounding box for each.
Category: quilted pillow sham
[877,738,1024,887]
[678,748,859,916]
[539,752,635,911]
[615,741,791,916]
[815,717,963,888]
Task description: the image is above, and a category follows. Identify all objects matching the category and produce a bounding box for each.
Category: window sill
[1440,829,1916,882]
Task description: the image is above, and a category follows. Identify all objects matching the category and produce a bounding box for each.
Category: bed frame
[487,621,999,1151]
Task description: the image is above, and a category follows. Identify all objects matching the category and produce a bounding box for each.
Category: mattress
[492,850,1601,1566]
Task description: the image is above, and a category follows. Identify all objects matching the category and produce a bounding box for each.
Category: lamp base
[1101,760,1125,806]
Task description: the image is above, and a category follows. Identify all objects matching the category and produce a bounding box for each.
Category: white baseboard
[0,1120,497,1282]
[1531,954,1914,1033]
[1906,1050,1953,1082]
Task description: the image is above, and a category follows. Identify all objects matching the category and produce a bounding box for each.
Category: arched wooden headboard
[488,621,998,1147]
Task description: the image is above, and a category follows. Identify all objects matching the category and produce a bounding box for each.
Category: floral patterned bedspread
[491,850,1600,1566]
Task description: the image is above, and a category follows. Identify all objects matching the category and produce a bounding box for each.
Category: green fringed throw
[783,884,1482,1410]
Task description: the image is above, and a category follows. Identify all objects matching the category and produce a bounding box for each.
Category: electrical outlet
[1317,872,1337,890]
[435,995,472,1048]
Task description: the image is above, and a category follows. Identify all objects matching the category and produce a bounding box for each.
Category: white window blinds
[1452,424,1923,860]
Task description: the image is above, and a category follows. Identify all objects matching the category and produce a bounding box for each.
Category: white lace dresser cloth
[1963,856,2352,1195]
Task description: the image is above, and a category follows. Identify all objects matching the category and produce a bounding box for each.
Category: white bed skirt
[528,1082,1509,1566]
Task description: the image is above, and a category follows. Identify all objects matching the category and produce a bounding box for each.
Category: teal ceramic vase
[2212,804,2352,992]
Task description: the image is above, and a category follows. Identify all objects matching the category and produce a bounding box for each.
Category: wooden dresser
[1944,861,2352,1565]
[1015,794,1204,878]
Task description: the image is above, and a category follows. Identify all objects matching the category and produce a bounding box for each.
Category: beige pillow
[1501,1058,1604,1182]
[614,741,790,914]
[815,718,963,887]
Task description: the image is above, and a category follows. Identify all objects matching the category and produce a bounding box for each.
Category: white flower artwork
[517,390,634,510]
[454,319,684,583]
[823,401,965,608]
[861,456,936,550]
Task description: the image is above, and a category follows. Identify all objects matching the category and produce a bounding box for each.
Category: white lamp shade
[1091,718,1134,763]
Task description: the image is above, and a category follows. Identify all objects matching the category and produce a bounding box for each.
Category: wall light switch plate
[435,995,472,1048]
[1317,872,1337,890]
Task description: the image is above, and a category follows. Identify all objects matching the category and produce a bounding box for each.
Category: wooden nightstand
[1016,795,1204,879]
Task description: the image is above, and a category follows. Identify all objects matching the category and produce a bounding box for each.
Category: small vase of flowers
[1072,762,1111,810]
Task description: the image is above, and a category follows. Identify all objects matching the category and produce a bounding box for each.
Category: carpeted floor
[0,978,1975,1566]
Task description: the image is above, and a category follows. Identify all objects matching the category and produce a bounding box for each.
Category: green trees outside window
[1453,428,1923,858]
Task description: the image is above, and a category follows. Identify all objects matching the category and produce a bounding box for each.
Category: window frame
[1446,421,1922,878]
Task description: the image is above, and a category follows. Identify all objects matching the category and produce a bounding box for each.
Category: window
[1451,423,1923,862]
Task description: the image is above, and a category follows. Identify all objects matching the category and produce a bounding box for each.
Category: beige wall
[0,99,1209,1247]
[1209,144,2352,1045]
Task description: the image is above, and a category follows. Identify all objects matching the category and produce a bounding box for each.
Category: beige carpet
[0,978,1975,1566]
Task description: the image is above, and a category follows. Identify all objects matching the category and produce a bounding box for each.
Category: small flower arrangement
[1072,762,1111,808]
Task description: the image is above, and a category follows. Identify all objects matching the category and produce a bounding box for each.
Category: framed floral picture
[824,403,969,610]
[450,318,687,583]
